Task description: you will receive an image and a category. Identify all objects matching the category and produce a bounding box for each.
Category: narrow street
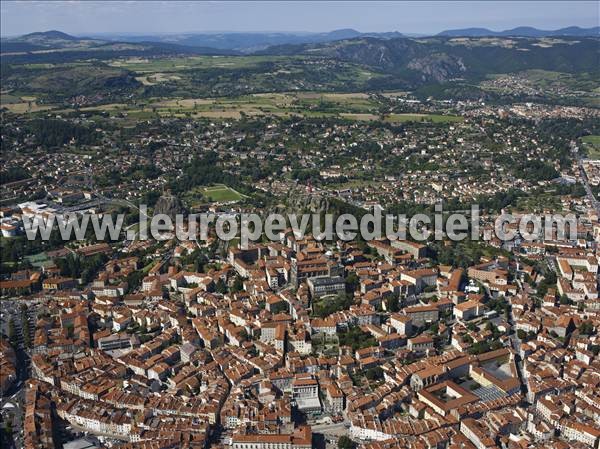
[1,300,36,449]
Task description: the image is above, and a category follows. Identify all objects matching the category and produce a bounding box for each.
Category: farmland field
[108,55,293,72]
[341,112,464,123]
[387,113,463,123]
[63,92,462,123]
[0,94,55,113]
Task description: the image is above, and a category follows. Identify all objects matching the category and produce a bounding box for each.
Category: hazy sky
[1,1,598,37]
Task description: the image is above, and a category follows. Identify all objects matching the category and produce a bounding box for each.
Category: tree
[0,167,29,185]
[21,305,31,349]
[338,436,357,449]
[345,272,360,293]
[126,270,144,294]
[365,366,383,381]
[5,419,13,437]
[559,295,573,305]
[181,249,208,273]
[337,326,377,351]
[486,322,501,339]
[7,318,16,344]
[28,118,100,149]
[579,321,594,335]
[385,294,400,312]
[231,275,244,293]
[56,253,107,284]
[215,278,228,294]
[312,293,354,318]
[65,324,74,338]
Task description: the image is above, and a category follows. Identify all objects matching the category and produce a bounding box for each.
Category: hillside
[1,32,598,106]
[19,30,79,42]
[0,30,238,60]
[259,36,600,83]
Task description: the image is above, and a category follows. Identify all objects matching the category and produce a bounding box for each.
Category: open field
[516,193,562,212]
[341,112,464,123]
[24,252,54,269]
[135,73,182,85]
[380,91,412,98]
[151,91,375,113]
[2,102,55,113]
[327,179,380,190]
[582,135,600,159]
[447,37,518,48]
[387,113,463,123]
[1,94,55,113]
[293,92,374,111]
[59,92,463,123]
[0,93,21,104]
[108,55,293,72]
[6,92,464,123]
[582,135,600,146]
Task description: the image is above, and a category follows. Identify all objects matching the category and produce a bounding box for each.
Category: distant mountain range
[0,30,238,56]
[2,28,598,82]
[437,25,600,37]
[0,29,407,55]
[2,26,598,56]
[77,26,600,50]
[88,29,405,53]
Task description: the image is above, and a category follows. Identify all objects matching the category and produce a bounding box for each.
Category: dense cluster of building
[0,204,597,449]
[1,89,600,449]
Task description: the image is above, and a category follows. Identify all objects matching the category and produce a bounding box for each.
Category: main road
[571,140,600,214]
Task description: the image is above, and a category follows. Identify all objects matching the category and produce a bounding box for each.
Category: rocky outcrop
[407,53,466,82]
[153,193,184,219]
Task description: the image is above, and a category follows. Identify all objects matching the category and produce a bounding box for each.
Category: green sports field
[200,185,246,203]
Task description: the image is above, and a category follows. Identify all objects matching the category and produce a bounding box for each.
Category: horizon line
[1,24,599,39]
